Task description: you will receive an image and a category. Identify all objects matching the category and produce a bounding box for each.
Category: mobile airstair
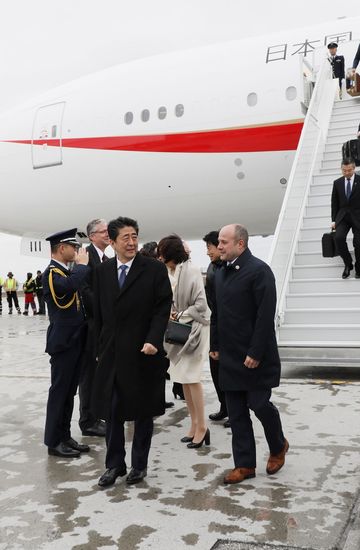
[269,57,360,366]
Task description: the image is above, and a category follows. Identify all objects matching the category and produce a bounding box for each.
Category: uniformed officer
[327,42,345,98]
[43,228,90,458]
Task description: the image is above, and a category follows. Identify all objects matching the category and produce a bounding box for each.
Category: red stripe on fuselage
[5,121,304,153]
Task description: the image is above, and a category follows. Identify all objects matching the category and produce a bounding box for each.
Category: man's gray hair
[234,224,249,246]
[86,218,107,237]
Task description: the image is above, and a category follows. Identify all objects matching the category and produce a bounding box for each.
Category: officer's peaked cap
[46,228,79,246]
[327,42,338,49]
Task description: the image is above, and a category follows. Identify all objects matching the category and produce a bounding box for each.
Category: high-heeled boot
[172,382,185,400]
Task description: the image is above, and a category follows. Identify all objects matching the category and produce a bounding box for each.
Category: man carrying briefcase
[331,158,360,278]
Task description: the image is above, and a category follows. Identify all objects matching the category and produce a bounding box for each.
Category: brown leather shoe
[223,467,256,484]
[266,439,289,475]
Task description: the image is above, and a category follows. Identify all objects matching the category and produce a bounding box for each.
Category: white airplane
[0,16,359,254]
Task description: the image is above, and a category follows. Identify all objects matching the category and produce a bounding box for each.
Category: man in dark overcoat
[43,228,90,458]
[78,218,110,437]
[93,216,172,487]
[331,158,360,278]
[210,224,288,485]
[202,230,228,425]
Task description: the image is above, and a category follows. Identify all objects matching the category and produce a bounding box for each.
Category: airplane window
[247,93,257,107]
[141,109,150,122]
[286,86,297,101]
[51,125,57,138]
[158,106,167,120]
[124,111,134,125]
[175,104,184,117]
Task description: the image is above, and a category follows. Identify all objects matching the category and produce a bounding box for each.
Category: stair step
[305,204,330,217]
[303,215,330,229]
[292,264,345,279]
[323,151,343,162]
[297,237,351,253]
[325,143,347,153]
[278,324,360,343]
[289,278,360,293]
[284,307,360,324]
[279,346,360,364]
[321,159,344,170]
[307,193,330,206]
[331,112,360,123]
[327,135,356,145]
[286,292,360,308]
[294,252,351,265]
[299,226,332,240]
[310,184,333,195]
[329,119,360,131]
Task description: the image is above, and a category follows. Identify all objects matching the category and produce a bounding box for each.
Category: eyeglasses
[91,229,108,235]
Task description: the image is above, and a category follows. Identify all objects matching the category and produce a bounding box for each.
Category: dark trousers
[225,389,285,469]
[36,291,46,314]
[6,291,20,311]
[78,349,98,431]
[0,288,2,312]
[209,356,227,414]
[334,214,360,270]
[105,388,153,471]
[44,343,84,447]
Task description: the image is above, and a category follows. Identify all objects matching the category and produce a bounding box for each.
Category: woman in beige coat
[158,235,210,448]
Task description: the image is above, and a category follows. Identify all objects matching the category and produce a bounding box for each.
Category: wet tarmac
[1,315,360,550]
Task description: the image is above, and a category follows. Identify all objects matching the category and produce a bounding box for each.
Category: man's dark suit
[78,243,104,432]
[43,260,89,448]
[92,253,172,471]
[210,248,285,468]
[331,173,360,271]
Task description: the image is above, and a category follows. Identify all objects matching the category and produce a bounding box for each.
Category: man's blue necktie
[346,178,351,200]
[118,264,128,288]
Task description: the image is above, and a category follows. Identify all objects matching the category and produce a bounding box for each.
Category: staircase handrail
[268,57,335,327]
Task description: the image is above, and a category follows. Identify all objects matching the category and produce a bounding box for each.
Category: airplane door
[32,101,65,169]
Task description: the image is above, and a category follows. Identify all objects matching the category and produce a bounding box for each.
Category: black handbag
[165,313,192,345]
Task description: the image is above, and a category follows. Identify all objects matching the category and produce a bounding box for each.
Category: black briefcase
[322,231,338,258]
[342,139,360,166]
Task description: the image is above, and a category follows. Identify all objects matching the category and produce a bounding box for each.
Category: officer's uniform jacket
[42,260,90,354]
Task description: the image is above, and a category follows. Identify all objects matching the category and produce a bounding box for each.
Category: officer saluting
[43,228,90,458]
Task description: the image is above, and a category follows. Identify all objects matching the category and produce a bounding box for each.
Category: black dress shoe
[98,467,127,487]
[165,401,174,408]
[48,442,80,458]
[126,467,147,484]
[342,265,353,279]
[82,420,106,437]
[223,419,231,428]
[209,410,227,421]
[63,437,90,453]
[356,272,360,279]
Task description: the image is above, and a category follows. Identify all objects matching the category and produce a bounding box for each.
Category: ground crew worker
[23,273,37,315]
[43,228,90,458]
[4,272,21,314]
[35,270,46,314]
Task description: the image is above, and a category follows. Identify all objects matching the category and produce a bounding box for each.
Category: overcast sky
[0,0,359,280]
